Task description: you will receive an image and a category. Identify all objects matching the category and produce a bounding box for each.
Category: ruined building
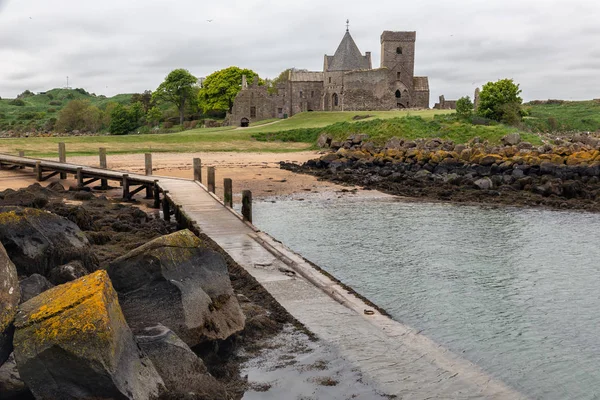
[228,27,430,127]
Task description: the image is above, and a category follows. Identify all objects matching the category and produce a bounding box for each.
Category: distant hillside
[523,100,600,133]
[0,88,134,132]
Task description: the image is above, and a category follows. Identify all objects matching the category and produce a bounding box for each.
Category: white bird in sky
[206,19,213,22]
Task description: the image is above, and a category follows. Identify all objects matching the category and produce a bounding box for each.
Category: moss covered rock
[0,243,19,367]
[108,230,245,347]
[0,207,98,278]
[13,270,164,399]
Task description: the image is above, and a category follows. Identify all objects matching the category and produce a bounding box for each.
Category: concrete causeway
[0,154,525,399]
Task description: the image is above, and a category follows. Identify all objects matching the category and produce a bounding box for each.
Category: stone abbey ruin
[228,28,431,126]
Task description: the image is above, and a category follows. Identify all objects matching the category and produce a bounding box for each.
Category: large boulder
[0,243,19,367]
[108,230,245,347]
[501,133,521,146]
[0,207,98,277]
[18,274,54,304]
[136,324,227,399]
[13,270,165,399]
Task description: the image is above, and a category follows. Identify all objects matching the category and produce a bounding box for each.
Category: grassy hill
[0,88,134,132]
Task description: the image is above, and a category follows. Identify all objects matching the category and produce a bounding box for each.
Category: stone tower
[380,31,416,84]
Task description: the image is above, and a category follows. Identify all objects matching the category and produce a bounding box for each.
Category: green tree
[146,106,163,126]
[152,69,197,125]
[477,79,523,124]
[55,99,101,132]
[198,66,261,113]
[109,104,135,135]
[131,90,154,113]
[456,96,474,119]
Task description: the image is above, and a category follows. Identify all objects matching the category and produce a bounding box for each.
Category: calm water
[251,196,600,400]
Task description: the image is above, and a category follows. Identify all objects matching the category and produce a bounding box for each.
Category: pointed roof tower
[326,22,371,71]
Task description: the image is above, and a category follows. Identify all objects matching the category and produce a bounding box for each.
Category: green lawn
[0,109,453,157]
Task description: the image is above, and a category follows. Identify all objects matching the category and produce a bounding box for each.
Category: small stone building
[228,27,430,126]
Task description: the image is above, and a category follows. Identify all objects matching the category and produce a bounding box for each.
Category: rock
[501,133,521,146]
[479,154,503,166]
[46,182,65,192]
[136,324,227,399]
[317,134,332,148]
[329,141,343,150]
[0,207,98,277]
[414,170,432,180]
[0,188,48,209]
[384,137,403,150]
[0,242,19,366]
[361,141,376,153]
[0,353,31,399]
[350,134,369,144]
[47,260,88,285]
[517,142,533,150]
[13,270,165,399]
[474,177,493,190]
[18,274,54,304]
[108,230,245,347]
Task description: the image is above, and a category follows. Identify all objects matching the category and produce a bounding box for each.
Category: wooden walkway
[0,153,524,399]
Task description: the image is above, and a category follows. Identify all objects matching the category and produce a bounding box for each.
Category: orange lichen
[14,270,126,368]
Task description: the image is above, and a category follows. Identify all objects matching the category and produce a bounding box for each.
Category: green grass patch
[252,114,542,146]
[523,100,600,133]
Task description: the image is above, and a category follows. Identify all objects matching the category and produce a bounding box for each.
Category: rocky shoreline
[282,132,600,212]
[0,183,303,399]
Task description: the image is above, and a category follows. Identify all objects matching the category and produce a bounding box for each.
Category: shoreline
[0,152,527,398]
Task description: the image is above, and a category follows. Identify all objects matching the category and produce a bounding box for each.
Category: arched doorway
[240,118,249,127]
[395,90,401,99]
[332,93,339,108]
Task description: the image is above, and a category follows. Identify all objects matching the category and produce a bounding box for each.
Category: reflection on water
[252,197,600,399]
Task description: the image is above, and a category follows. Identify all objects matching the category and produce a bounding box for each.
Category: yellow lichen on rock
[14,270,122,367]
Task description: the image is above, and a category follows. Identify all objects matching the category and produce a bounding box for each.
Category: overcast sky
[0,0,598,102]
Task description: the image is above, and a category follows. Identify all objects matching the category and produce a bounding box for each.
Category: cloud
[0,0,598,101]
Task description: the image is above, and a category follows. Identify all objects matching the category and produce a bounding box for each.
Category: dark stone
[47,261,88,285]
[0,243,19,366]
[0,353,33,399]
[0,207,98,277]
[19,274,54,304]
[13,271,165,399]
[136,324,227,399]
[108,230,245,347]
[73,191,94,201]
[0,188,48,209]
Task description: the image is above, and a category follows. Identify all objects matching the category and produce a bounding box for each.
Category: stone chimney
[365,52,372,69]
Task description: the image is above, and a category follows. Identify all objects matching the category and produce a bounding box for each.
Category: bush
[189,120,200,129]
[9,99,25,106]
[548,117,559,131]
[55,99,102,133]
[17,90,34,99]
[162,121,173,129]
[456,96,474,119]
[65,93,75,100]
[477,78,523,123]
[17,112,37,120]
[74,88,89,96]
[47,93,54,100]
[44,118,57,131]
[49,100,62,106]
[47,108,57,113]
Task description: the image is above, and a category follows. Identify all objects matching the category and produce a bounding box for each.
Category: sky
[0,0,598,102]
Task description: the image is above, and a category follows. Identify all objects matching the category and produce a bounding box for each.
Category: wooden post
[35,161,42,182]
[153,180,160,209]
[162,191,170,221]
[99,148,108,189]
[242,190,252,223]
[18,151,24,169]
[122,174,129,200]
[145,153,152,176]
[207,166,215,193]
[193,158,201,182]
[223,178,233,208]
[58,142,67,179]
[76,167,83,188]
